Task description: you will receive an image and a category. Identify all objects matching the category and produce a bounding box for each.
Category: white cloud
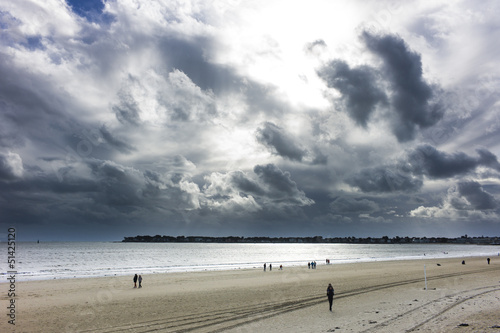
[3,0,79,38]
[410,181,499,221]
[0,151,23,180]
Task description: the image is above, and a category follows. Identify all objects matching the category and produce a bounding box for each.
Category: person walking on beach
[133,274,138,288]
[327,283,335,311]
[487,258,491,264]
[138,275,142,288]
[264,263,266,272]
[270,263,272,271]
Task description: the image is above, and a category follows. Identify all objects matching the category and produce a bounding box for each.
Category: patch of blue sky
[66,0,114,25]
[23,36,45,51]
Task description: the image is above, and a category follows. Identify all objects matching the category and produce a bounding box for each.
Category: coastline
[122,235,500,245]
[2,256,499,332]
[4,241,499,282]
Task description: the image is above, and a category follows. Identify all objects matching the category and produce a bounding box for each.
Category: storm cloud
[362,32,444,141]
[330,196,379,213]
[347,145,500,193]
[318,31,444,143]
[407,145,500,179]
[346,165,423,193]
[318,60,387,127]
[1,0,499,240]
[256,122,308,161]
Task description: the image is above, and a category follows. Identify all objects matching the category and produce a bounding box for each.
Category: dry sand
[2,256,500,332]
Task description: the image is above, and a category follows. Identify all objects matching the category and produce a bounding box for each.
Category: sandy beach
[2,256,500,332]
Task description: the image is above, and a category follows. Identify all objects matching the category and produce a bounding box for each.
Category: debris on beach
[458,323,469,327]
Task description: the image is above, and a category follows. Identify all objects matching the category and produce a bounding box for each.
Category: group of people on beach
[263,263,284,271]
[263,261,320,271]
[133,274,142,288]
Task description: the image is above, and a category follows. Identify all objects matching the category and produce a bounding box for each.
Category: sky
[1,0,500,241]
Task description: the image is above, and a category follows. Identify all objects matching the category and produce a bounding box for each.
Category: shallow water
[1,242,499,281]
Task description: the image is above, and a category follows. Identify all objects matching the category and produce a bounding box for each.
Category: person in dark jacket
[327,283,335,311]
[133,274,138,288]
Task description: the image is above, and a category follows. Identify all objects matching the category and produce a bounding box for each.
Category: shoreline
[1,253,496,283]
[3,242,499,282]
[2,256,499,332]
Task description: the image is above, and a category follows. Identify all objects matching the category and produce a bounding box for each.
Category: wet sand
[2,256,499,332]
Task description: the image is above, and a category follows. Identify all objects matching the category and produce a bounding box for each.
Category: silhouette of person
[270,263,272,271]
[133,274,138,288]
[327,283,335,311]
[263,263,266,272]
[487,258,490,264]
[138,275,142,288]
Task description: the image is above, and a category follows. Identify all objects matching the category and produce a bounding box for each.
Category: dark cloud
[346,165,423,193]
[362,31,444,141]
[256,122,307,161]
[477,148,500,171]
[317,60,387,127]
[0,57,74,150]
[0,155,200,223]
[99,125,136,154]
[230,171,266,196]
[159,37,237,94]
[348,145,500,194]
[330,196,379,213]
[348,144,500,193]
[407,144,499,179]
[14,169,98,194]
[317,32,443,141]
[86,160,144,206]
[456,181,498,210]
[0,119,25,148]
[253,164,314,206]
[112,86,142,126]
[85,158,201,210]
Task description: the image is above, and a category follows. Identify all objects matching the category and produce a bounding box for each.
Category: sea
[1,242,499,282]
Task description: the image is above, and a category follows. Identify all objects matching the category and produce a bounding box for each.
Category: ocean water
[1,242,499,281]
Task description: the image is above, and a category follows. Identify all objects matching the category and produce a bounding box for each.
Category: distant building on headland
[122,234,500,245]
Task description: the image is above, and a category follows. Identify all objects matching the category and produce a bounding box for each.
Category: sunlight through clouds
[1,0,499,240]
